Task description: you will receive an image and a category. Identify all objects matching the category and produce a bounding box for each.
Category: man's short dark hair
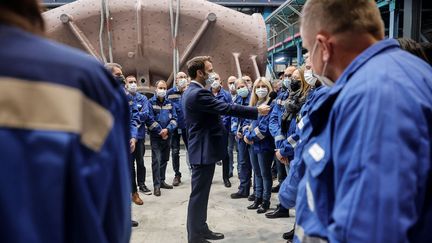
[0,0,45,35]
[186,56,212,79]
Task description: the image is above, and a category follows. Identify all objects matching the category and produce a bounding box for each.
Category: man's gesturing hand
[257,104,270,116]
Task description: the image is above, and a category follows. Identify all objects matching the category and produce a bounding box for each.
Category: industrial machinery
[43,0,267,93]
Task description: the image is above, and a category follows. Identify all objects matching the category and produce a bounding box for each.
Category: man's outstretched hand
[257,104,271,116]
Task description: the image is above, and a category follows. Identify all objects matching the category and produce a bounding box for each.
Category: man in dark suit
[182,56,270,243]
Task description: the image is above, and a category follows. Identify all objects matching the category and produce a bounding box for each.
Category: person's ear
[316,34,332,63]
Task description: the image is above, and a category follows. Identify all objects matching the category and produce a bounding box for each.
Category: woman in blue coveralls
[230,78,253,199]
[243,77,275,213]
[277,68,310,167]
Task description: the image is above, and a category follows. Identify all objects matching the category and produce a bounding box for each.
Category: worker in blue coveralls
[265,65,297,220]
[105,63,142,228]
[227,75,238,178]
[125,75,153,197]
[294,0,432,242]
[275,56,326,242]
[0,1,132,242]
[210,73,233,188]
[243,77,276,214]
[269,65,297,193]
[147,80,177,197]
[276,62,323,242]
[230,78,253,199]
[167,72,189,187]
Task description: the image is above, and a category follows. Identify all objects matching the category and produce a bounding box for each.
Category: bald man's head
[176,72,188,90]
[284,66,297,79]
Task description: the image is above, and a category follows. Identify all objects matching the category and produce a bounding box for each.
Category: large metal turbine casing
[43,0,267,92]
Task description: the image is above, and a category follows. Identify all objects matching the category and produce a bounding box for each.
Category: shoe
[202,230,224,240]
[172,176,181,186]
[230,192,249,199]
[160,181,174,189]
[248,193,256,201]
[131,220,139,227]
[271,184,280,193]
[257,200,270,214]
[189,238,211,243]
[223,179,231,188]
[132,192,144,205]
[139,184,152,195]
[265,204,290,218]
[154,187,161,197]
[283,228,295,240]
[247,198,262,210]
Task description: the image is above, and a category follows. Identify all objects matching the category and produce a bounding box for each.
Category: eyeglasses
[283,74,292,78]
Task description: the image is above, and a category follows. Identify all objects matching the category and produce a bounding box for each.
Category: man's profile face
[283,66,296,79]
[204,61,213,78]
[112,66,123,77]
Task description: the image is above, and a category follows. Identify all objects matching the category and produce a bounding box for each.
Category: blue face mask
[237,87,249,98]
[282,78,291,90]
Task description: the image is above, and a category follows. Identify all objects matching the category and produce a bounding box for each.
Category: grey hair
[104,62,122,72]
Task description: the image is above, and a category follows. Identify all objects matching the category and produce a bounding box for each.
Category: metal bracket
[60,14,102,61]
[232,53,242,78]
[250,55,260,79]
[166,12,217,86]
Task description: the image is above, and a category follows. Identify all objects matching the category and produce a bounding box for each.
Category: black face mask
[290,79,301,92]
[114,75,125,84]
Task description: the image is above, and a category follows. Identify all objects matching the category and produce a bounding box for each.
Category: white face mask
[127,83,137,93]
[255,87,268,99]
[304,70,317,86]
[156,89,166,98]
[310,40,334,87]
[177,78,187,88]
[211,80,221,89]
[228,83,236,91]
[205,72,216,86]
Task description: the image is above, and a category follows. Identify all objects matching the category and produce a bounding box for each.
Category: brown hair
[125,75,137,82]
[301,0,384,40]
[186,56,212,79]
[155,80,167,87]
[0,0,45,35]
[297,68,311,99]
[398,38,431,64]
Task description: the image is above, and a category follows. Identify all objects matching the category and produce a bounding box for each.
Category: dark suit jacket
[182,81,258,165]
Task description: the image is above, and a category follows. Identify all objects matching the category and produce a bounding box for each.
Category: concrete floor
[131,150,295,243]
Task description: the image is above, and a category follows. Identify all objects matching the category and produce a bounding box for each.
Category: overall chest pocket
[302,137,331,178]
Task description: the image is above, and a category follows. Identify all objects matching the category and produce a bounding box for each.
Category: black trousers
[171,128,188,177]
[187,163,216,242]
[150,136,170,188]
[130,138,146,193]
